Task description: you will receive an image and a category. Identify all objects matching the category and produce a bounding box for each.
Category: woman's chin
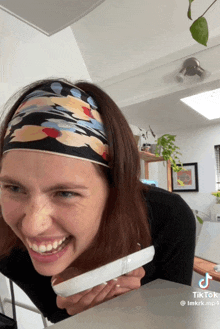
[27,239,77,276]
[31,260,68,277]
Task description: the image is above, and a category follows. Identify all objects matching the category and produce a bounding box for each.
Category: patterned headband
[3,81,109,167]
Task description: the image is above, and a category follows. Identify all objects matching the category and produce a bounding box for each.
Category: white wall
[147,123,220,218]
[139,120,220,220]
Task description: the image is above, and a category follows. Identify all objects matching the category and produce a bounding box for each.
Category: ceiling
[1,0,220,135]
[71,0,220,135]
[122,79,220,135]
[72,0,219,83]
[0,0,105,35]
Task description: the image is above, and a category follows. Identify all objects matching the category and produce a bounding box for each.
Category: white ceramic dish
[51,245,155,297]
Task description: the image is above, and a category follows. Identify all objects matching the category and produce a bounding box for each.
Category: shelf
[139,150,172,192]
[139,151,165,163]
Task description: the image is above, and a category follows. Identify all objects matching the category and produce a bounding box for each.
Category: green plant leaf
[188,0,195,20]
[212,192,220,198]
[190,17,208,46]
[174,167,184,173]
[156,133,184,172]
[177,179,185,186]
[196,216,203,224]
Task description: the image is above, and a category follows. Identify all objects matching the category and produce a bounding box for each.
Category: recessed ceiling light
[181,88,220,120]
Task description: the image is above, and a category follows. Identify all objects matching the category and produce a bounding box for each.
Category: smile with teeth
[27,236,71,255]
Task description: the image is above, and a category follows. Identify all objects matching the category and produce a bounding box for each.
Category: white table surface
[48,279,220,329]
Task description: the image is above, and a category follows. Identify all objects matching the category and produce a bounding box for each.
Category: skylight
[181,88,220,120]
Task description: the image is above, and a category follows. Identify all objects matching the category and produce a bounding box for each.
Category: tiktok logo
[198,272,213,289]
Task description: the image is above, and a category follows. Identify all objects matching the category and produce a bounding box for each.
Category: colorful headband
[3,81,109,167]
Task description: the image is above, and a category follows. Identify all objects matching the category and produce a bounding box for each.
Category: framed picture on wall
[171,162,199,192]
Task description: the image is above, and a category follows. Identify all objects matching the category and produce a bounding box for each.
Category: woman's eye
[56,191,78,199]
[2,185,22,193]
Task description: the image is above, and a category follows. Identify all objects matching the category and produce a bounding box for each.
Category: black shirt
[0,186,196,323]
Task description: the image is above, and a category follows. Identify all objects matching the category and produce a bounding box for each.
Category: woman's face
[0,150,109,276]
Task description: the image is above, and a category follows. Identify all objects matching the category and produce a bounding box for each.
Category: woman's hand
[55,266,145,316]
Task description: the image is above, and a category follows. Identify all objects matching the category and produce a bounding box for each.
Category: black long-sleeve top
[0,186,196,324]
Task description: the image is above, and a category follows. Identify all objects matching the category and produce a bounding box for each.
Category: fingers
[56,287,93,309]
[105,266,145,297]
[115,275,142,291]
[56,283,103,309]
[58,280,117,315]
[89,280,119,307]
[56,266,145,316]
[124,266,145,279]
[104,284,130,301]
[92,266,145,304]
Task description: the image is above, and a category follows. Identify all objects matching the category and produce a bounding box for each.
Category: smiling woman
[0,79,152,270]
[0,150,109,277]
[0,78,196,323]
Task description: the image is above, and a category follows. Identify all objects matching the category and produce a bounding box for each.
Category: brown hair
[0,78,152,272]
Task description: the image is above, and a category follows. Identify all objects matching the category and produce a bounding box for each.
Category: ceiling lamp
[176,58,206,83]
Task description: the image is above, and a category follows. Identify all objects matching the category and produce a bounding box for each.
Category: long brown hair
[0,78,152,272]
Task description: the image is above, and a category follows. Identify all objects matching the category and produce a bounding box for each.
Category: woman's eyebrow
[0,176,23,186]
[44,183,89,192]
[0,175,88,192]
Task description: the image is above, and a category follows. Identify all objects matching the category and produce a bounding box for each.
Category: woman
[0,79,196,324]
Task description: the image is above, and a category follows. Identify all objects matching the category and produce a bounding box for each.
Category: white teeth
[39,245,47,253]
[27,236,69,254]
[32,244,39,252]
[27,240,32,248]
[46,244,53,251]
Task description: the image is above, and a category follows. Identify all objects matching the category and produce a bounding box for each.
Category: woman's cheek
[1,195,22,225]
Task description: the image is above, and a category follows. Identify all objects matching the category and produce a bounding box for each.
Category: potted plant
[211,191,220,204]
[147,126,184,173]
[194,210,204,225]
[211,192,220,221]
[193,209,209,245]
[153,134,185,174]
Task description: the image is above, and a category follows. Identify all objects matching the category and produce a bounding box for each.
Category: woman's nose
[21,198,53,236]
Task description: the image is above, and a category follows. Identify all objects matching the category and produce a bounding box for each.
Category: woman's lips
[27,237,73,263]
[25,235,70,246]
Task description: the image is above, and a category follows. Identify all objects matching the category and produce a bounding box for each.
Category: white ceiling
[0,0,105,35]
[122,79,220,135]
[71,0,220,135]
[72,0,220,83]
[1,0,220,136]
